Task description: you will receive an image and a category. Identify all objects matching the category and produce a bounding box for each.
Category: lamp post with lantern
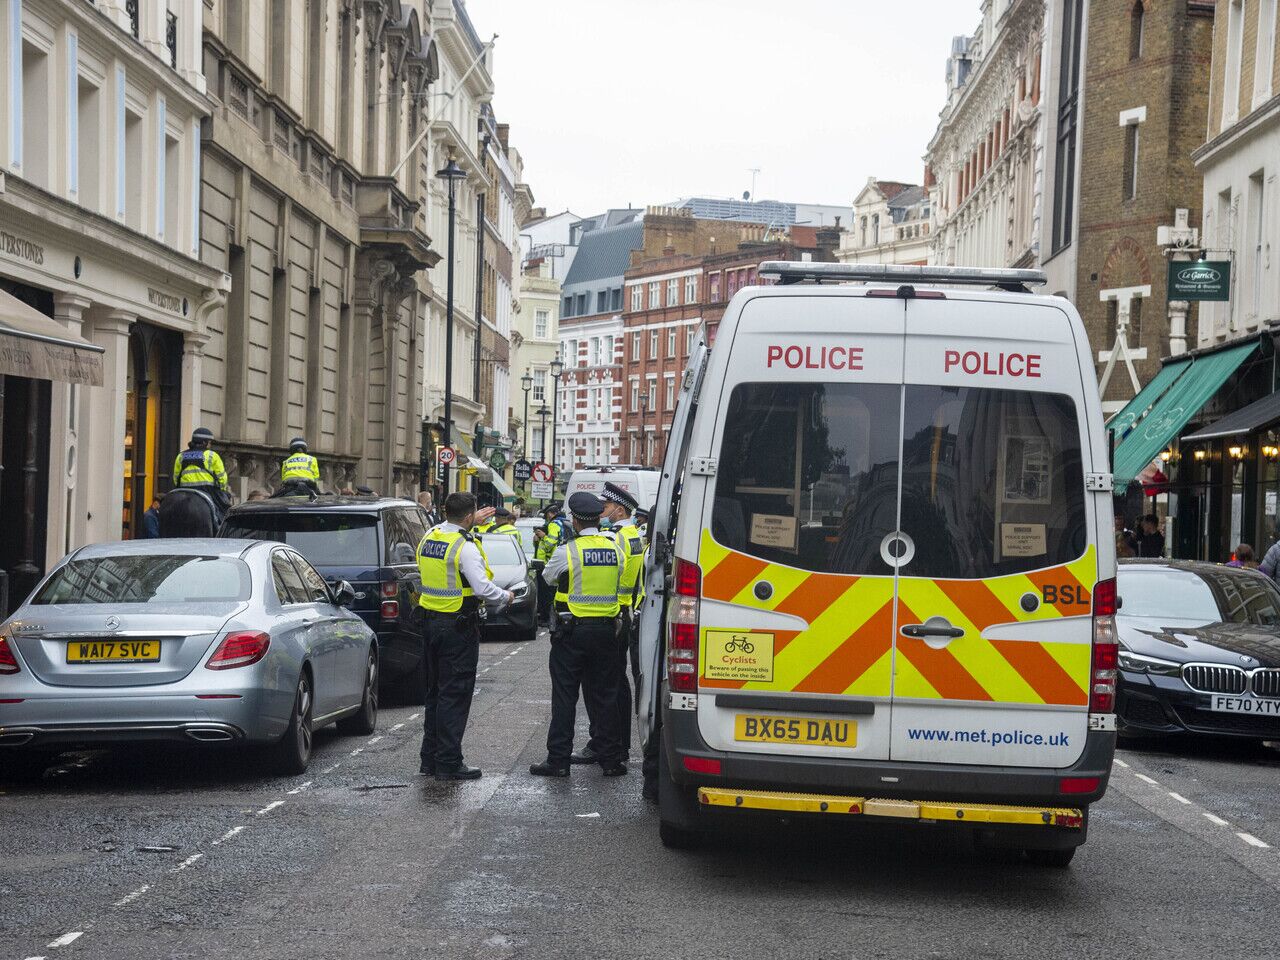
[520,369,533,464]
[548,354,564,473]
[436,157,467,495]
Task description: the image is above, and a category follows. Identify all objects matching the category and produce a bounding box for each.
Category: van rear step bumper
[697,787,1084,828]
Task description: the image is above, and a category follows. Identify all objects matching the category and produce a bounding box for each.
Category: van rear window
[711,383,1087,578]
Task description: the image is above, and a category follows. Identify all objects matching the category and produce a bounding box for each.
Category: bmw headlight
[1117,650,1181,676]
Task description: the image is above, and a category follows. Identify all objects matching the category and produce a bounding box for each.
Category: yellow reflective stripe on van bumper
[697,788,1083,828]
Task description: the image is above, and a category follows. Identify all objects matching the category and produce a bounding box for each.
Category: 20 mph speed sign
[531,462,554,483]
[438,447,456,465]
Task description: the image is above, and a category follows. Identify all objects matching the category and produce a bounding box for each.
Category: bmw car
[1116,559,1280,741]
[0,539,378,775]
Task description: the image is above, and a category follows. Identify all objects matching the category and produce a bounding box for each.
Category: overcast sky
[461,0,979,217]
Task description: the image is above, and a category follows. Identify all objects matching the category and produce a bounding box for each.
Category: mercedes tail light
[0,638,19,675]
[1090,578,1118,714]
[206,631,271,670]
[667,558,700,694]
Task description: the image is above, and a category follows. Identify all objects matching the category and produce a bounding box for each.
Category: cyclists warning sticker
[704,631,775,682]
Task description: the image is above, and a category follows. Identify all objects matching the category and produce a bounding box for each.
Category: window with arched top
[1130,1,1145,61]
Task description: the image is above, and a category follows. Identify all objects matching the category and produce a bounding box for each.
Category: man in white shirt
[416,492,513,780]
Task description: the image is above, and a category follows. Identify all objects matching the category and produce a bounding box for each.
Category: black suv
[220,496,429,693]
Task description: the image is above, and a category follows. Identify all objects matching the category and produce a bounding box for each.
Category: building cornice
[1192,93,1280,168]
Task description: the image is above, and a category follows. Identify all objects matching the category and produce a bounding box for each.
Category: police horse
[157,487,223,538]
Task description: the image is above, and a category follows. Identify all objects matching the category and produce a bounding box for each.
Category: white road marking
[1135,773,1159,785]
[390,723,404,731]
[172,853,204,873]
[350,747,364,755]
[1112,758,1129,768]
[256,800,286,815]
[286,781,313,795]
[321,763,341,774]
[47,932,83,947]
[1204,812,1230,826]
[112,884,151,908]
[407,712,420,721]
[367,736,383,745]
[1238,832,1271,849]
[575,812,600,818]
[1168,792,1193,805]
[22,955,47,959]
[212,826,245,845]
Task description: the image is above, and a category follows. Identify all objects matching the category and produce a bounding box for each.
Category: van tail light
[1090,578,1118,714]
[206,631,271,670]
[0,638,20,675]
[667,557,701,694]
[380,581,399,620]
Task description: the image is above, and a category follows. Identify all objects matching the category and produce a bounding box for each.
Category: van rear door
[889,295,1096,767]
[693,296,906,762]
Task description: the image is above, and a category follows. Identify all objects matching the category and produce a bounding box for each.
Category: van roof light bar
[758,262,1047,292]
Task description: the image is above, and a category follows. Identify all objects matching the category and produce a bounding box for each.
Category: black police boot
[418,761,435,776]
[601,760,628,777]
[435,763,482,781]
[529,760,571,778]
[569,746,598,765]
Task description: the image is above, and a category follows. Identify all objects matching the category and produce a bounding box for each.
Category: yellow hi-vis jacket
[174,448,229,490]
[558,534,624,619]
[416,528,492,613]
[538,518,567,562]
[281,452,320,484]
[610,522,645,603]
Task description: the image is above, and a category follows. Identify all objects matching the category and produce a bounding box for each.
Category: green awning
[1107,358,1192,439]
[1113,341,1258,494]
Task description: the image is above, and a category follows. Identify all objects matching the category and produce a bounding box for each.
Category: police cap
[568,492,604,522]
[601,481,639,512]
[495,508,514,520]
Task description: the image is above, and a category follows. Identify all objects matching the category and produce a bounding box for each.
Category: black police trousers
[586,613,633,759]
[546,617,623,767]
[420,611,480,769]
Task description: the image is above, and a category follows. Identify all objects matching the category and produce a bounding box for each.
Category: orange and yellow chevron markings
[698,531,1096,707]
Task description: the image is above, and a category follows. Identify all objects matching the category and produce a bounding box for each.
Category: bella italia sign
[1167,260,1231,301]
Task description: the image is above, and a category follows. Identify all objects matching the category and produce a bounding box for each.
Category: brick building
[1074,0,1215,413]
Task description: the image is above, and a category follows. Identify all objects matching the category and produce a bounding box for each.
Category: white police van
[636,263,1117,866]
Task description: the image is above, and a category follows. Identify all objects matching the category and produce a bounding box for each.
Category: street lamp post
[436,158,467,495]
[549,354,564,473]
[639,390,649,465]
[520,369,533,464]
[536,405,550,462]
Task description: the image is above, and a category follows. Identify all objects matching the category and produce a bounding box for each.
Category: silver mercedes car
[0,539,378,775]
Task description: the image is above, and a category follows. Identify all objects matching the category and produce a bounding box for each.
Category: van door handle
[900,619,965,640]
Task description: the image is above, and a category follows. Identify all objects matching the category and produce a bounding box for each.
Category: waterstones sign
[1167,261,1231,302]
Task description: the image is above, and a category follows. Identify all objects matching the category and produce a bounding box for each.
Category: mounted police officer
[173,427,231,517]
[416,492,513,780]
[278,437,321,497]
[571,482,644,766]
[533,501,569,625]
[530,492,627,778]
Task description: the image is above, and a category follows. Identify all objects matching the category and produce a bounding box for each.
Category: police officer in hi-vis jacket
[530,492,627,779]
[416,493,512,780]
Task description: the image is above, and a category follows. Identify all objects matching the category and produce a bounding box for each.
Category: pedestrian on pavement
[1227,543,1259,569]
[571,482,644,767]
[533,501,569,625]
[416,492,514,781]
[530,492,628,779]
[417,491,441,527]
[1137,514,1165,558]
[278,437,321,497]
[141,495,163,539]
[173,427,231,518]
[1115,516,1137,558]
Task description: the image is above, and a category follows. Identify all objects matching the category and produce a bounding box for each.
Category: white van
[564,466,661,513]
[637,263,1117,866]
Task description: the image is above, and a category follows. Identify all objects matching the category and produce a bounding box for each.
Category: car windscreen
[1117,569,1219,621]
[33,555,251,604]
[222,513,380,567]
[479,536,523,566]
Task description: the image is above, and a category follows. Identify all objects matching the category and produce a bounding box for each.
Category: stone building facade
[0,0,225,597]
[1075,0,1214,411]
[927,0,1048,269]
[199,0,439,499]
[837,178,932,265]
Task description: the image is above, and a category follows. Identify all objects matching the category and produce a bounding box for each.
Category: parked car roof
[225,495,415,514]
[69,538,263,559]
[1119,558,1264,575]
